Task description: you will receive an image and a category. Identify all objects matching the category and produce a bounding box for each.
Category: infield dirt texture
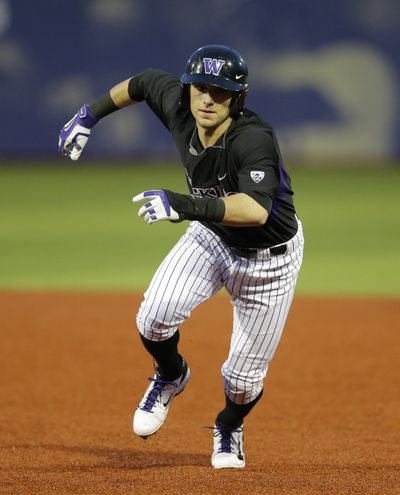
[1,164,399,493]
[0,292,399,494]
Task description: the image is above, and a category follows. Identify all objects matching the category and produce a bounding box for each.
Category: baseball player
[58,45,304,469]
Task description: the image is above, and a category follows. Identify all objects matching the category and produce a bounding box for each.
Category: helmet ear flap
[229,89,248,119]
[180,84,190,109]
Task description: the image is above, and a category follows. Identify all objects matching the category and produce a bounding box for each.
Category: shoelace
[205,425,243,453]
[140,376,177,413]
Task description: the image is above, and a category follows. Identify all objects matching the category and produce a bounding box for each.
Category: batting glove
[58,104,99,161]
[132,190,181,224]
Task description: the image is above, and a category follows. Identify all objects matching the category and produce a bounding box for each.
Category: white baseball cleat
[211,424,245,469]
[133,360,190,438]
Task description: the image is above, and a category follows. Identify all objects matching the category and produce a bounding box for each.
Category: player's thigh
[137,225,224,339]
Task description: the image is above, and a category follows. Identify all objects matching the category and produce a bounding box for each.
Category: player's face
[190,84,233,131]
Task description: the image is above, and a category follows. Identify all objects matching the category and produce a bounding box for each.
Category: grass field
[1,161,399,296]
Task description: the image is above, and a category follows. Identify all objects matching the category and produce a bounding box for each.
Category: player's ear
[179,84,190,110]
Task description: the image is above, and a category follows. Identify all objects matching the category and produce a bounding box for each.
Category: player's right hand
[132,190,181,224]
[58,104,99,161]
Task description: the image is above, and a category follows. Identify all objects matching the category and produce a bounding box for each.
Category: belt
[270,244,288,255]
[232,243,287,258]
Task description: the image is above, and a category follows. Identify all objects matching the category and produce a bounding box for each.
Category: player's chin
[196,115,220,128]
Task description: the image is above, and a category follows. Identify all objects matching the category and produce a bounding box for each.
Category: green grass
[1,163,187,291]
[293,167,400,295]
[1,162,399,296]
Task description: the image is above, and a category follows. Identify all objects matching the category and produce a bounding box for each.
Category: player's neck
[197,118,232,149]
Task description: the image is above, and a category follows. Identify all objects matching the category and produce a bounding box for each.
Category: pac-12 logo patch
[203,58,225,76]
[250,171,265,183]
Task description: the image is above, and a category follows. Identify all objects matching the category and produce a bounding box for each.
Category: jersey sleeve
[232,128,281,213]
[128,69,181,130]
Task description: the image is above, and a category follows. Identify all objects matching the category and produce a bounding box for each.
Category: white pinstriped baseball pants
[136,220,304,404]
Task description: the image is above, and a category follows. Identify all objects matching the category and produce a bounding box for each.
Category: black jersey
[129,69,298,248]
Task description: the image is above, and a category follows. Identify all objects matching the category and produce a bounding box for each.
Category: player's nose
[202,91,214,105]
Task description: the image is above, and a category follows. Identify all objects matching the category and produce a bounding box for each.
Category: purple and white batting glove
[58,104,99,161]
[132,190,180,224]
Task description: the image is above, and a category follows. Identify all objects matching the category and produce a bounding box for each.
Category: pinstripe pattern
[136,220,304,404]
[136,222,228,340]
[222,223,304,403]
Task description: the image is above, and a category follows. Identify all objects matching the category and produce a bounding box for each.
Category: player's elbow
[243,195,268,225]
[255,209,268,226]
[243,194,268,225]
[221,194,268,226]
[244,209,268,226]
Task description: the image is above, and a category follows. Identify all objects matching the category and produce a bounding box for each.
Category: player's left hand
[132,190,181,224]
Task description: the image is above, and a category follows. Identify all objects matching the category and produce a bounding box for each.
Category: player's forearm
[221,193,268,227]
[134,190,268,226]
[89,78,138,119]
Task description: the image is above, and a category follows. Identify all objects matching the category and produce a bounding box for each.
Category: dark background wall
[1,0,399,161]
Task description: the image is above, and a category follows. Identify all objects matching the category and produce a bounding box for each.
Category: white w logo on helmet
[203,58,225,76]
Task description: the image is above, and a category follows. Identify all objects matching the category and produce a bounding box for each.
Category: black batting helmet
[180,44,248,118]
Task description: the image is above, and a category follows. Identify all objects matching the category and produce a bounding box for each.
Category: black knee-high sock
[140,331,183,380]
[215,390,264,429]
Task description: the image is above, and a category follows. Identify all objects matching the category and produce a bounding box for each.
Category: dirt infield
[0,291,399,494]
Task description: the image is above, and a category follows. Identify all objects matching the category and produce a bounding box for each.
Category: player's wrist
[88,93,119,120]
[164,190,225,223]
[75,104,99,129]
